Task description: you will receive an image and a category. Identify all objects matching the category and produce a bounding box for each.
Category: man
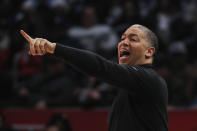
[20,24,168,131]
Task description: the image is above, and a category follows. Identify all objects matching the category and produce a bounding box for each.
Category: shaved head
[131,24,158,55]
[118,24,159,65]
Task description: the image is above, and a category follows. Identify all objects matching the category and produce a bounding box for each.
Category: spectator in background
[74,76,116,108]
[13,55,81,108]
[68,6,118,59]
[45,114,72,131]
[167,42,197,107]
[38,56,79,107]
[108,0,142,36]
[10,45,42,108]
[181,0,197,24]
[0,0,15,107]
[155,0,179,45]
[46,0,71,42]
[0,0,197,109]
[138,0,157,18]
[15,47,43,82]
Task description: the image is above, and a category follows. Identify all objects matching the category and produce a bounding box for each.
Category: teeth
[120,49,127,54]
[120,49,130,57]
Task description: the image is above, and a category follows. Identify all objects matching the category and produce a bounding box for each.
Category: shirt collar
[139,64,153,68]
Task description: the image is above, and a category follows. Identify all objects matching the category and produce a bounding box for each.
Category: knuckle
[34,38,39,43]
[40,44,44,49]
[40,38,45,41]
[43,39,48,43]
[35,41,40,48]
[34,45,38,49]
[40,42,45,49]
[41,40,45,44]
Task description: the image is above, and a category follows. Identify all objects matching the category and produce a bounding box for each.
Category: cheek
[131,45,145,56]
[118,43,121,50]
[118,43,121,55]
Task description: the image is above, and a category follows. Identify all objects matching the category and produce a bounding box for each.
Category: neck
[133,58,153,66]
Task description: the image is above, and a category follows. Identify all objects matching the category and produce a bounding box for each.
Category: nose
[118,39,129,48]
[122,42,129,47]
[120,40,129,47]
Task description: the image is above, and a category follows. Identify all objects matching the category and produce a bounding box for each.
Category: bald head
[131,24,158,55]
[118,24,159,65]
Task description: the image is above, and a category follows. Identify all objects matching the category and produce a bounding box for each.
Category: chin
[119,61,129,65]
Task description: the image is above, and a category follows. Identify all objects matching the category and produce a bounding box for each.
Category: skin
[20,30,56,55]
[118,25,155,65]
[20,24,155,66]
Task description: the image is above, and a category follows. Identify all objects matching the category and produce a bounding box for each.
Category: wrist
[50,42,56,54]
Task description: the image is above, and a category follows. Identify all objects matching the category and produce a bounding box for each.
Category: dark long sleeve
[54,43,168,131]
[54,43,142,91]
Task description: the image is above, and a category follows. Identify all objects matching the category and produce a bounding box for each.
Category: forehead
[123,26,146,39]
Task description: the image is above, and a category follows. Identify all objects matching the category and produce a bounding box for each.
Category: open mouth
[120,49,131,58]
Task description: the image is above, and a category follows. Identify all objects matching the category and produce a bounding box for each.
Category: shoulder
[128,64,167,88]
[131,65,168,98]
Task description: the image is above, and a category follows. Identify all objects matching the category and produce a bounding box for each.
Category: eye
[128,35,139,42]
[130,38,136,41]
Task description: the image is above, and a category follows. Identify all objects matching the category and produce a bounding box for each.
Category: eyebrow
[122,33,139,39]
[128,33,138,37]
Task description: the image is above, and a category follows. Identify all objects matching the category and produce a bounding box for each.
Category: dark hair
[145,28,158,56]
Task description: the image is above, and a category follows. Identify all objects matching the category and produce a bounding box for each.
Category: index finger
[20,30,33,43]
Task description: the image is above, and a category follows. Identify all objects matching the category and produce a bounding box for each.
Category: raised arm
[54,44,142,89]
[20,30,142,92]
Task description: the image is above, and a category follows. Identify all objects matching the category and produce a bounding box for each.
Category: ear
[145,47,155,59]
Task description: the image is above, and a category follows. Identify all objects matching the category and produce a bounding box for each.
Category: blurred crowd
[0,112,72,131]
[0,0,197,109]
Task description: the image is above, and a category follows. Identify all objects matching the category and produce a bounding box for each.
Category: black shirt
[54,44,168,131]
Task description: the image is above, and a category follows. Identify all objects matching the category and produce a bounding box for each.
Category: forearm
[54,43,140,91]
[54,43,107,76]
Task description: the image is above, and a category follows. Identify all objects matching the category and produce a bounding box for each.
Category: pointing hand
[20,30,56,55]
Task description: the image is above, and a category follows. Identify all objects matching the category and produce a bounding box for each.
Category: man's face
[118,26,150,65]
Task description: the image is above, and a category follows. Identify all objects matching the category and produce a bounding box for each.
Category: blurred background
[0,0,197,130]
